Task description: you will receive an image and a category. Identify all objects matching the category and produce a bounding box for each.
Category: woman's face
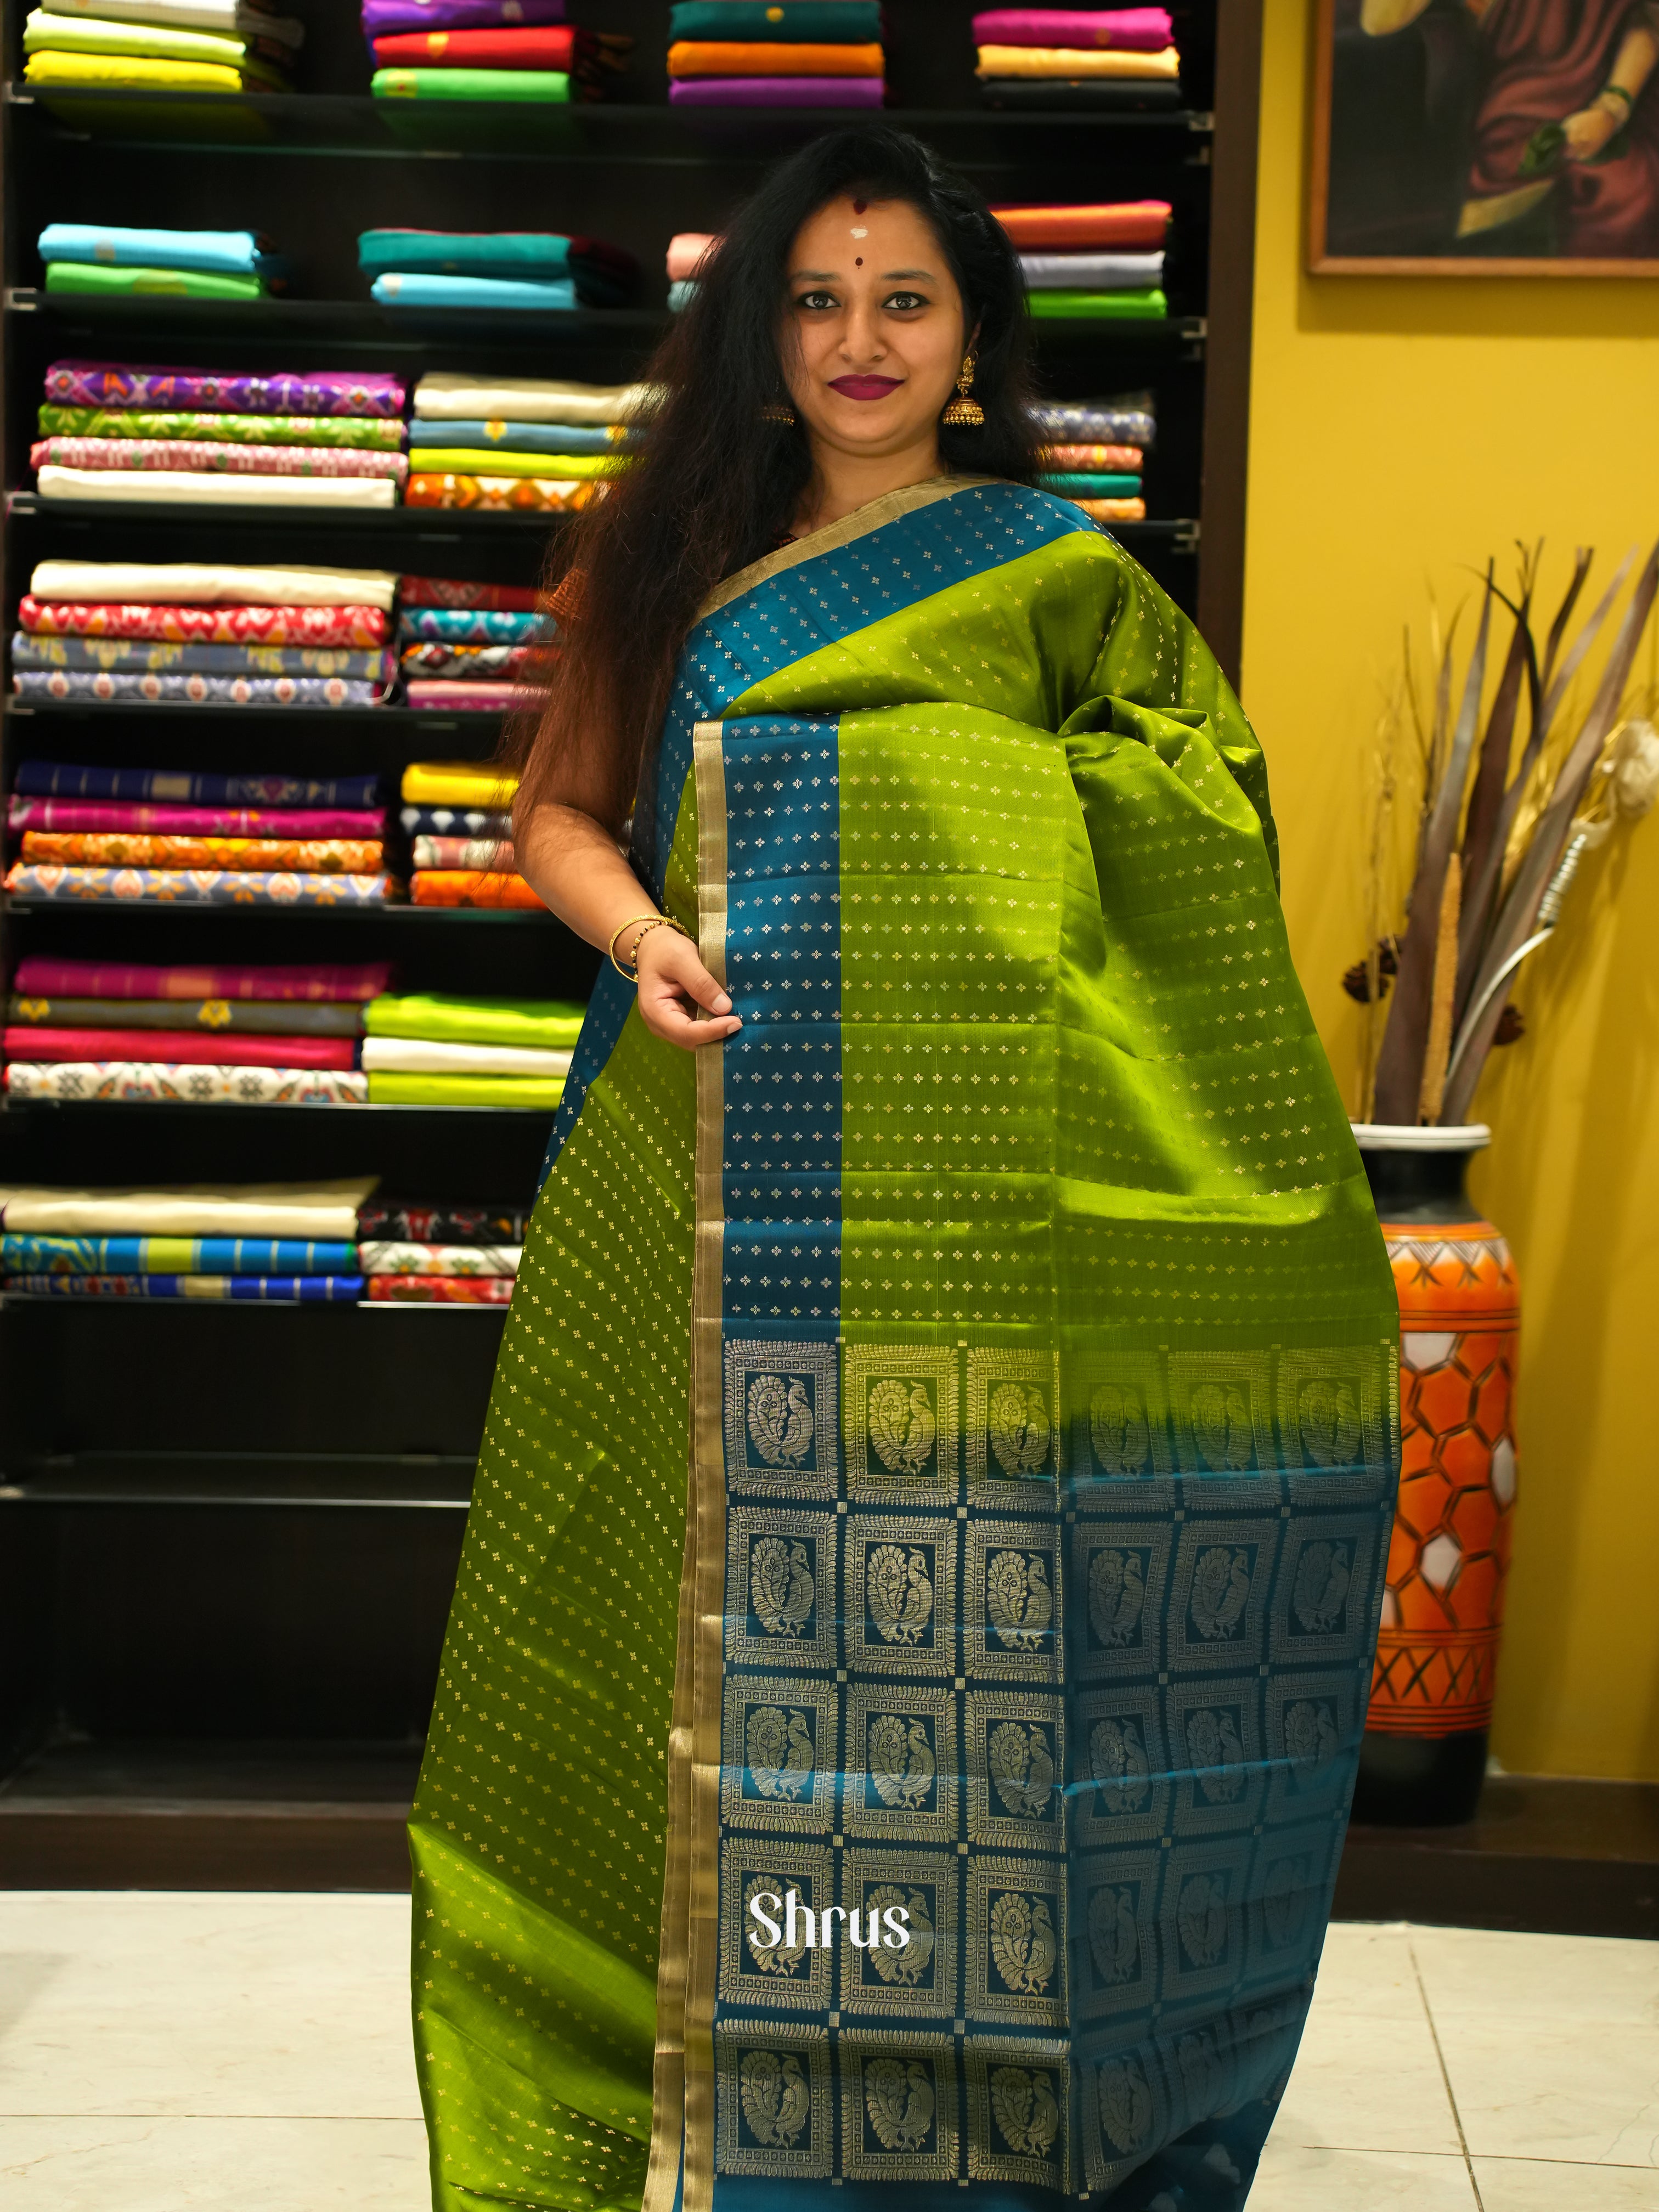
[780,194,969,462]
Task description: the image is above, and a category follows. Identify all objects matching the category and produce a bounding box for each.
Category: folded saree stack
[4,764,393,904]
[2,959,389,1105]
[37,223,289,302]
[21,0,303,93]
[667,0,885,108]
[401,763,537,906]
[0,1175,375,1300]
[366,0,631,104]
[973,4,1182,108]
[1028,390,1155,522]
[12,559,398,706]
[406,370,648,515]
[360,228,639,311]
[358,1194,531,1302]
[398,574,548,712]
[997,196,1171,325]
[666,230,719,313]
[361,992,579,1106]
[32,362,409,512]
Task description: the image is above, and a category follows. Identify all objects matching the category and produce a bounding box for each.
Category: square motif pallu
[407,479,1400,2212]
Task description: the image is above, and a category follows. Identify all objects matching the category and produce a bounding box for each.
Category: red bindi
[853,198,867,213]
[855,256,863,266]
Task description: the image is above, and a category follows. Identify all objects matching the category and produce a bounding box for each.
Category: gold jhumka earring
[941,352,984,427]
[759,397,797,424]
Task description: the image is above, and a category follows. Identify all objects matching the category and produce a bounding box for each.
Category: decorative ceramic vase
[1350,1123,1521,1826]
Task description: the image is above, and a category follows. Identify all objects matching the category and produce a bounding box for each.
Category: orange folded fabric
[1040,443,1144,471]
[991,200,1170,250]
[411,870,545,910]
[667,40,884,76]
[405,473,604,515]
[1068,496,1146,522]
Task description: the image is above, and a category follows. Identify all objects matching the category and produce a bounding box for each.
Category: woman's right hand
[635,923,742,1049]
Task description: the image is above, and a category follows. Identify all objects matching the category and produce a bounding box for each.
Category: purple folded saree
[360,0,566,31]
[669,74,883,104]
[43,360,407,419]
[971,6,1172,47]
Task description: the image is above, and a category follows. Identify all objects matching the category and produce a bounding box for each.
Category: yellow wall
[1242,0,1659,1778]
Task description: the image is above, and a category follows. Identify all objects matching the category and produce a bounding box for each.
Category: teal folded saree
[410,477,1399,2212]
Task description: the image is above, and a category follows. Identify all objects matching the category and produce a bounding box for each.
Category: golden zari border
[643,715,732,2212]
[695,475,997,622]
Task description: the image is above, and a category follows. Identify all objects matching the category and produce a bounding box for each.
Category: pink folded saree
[3,1026,357,1070]
[972,7,1172,48]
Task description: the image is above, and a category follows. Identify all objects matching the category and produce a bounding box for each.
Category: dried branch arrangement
[1347,543,1659,1126]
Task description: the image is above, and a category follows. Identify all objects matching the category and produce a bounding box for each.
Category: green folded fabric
[1037,472,1143,497]
[408,449,625,481]
[38,405,407,452]
[365,993,586,1050]
[371,67,572,102]
[368,1071,567,1108]
[1026,288,1170,319]
[45,263,266,301]
[23,9,289,73]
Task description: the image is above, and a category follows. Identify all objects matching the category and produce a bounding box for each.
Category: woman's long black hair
[503,123,1039,871]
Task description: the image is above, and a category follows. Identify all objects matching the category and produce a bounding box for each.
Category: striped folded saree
[410,477,1400,2211]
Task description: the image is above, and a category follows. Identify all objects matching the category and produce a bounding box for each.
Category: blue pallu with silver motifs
[410,477,1398,2212]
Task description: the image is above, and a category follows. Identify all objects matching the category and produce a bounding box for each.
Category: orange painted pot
[1350,1124,1519,1826]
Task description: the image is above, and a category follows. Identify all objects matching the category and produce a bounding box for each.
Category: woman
[410,126,1397,2212]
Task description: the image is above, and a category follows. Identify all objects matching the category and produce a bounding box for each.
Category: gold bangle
[608,911,689,980]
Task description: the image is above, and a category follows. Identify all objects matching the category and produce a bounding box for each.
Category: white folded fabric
[0,1177,375,1239]
[360,1037,575,1077]
[1019,251,1165,289]
[40,0,304,44]
[413,371,657,426]
[359,1240,522,1277]
[37,466,398,510]
[30,560,399,608]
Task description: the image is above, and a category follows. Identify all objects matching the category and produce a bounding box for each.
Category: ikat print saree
[410,478,1398,2212]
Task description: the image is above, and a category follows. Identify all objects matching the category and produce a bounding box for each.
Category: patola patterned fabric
[409,478,1399,2212]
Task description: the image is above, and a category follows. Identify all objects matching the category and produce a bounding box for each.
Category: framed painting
[1309,0,1659,272]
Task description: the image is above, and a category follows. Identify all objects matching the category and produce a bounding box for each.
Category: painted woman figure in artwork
[409,124,1398,2212]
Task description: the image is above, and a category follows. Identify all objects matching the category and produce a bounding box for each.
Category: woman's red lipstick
[830,375,902,400]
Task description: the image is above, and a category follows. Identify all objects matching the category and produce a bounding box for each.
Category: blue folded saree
[410,477,1400,2212]
[1,1234,358,1274]
[370,273,578,311]
[359,228,575,278]
[5,1272,365,1300]
[36,223,287,277]
[405,418,634,456]
[14,763,382,808]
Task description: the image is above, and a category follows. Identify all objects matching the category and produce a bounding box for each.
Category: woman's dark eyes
[791,290,931,312]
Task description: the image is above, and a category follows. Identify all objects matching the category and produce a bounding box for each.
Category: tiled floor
[3,1897,1657,2205]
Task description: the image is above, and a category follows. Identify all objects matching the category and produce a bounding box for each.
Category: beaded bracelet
[608,911,691,980]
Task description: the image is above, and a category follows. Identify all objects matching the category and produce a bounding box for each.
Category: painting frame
[1308,0,1659,275]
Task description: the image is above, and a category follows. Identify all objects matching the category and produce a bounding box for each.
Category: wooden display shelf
[1,1447,481,1507]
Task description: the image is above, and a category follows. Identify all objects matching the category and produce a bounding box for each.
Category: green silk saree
[410,477,1399,2212]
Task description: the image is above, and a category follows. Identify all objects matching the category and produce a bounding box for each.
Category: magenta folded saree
[42,361,408,419]
[668,73,883,103]
[971,6,1172,47]
[4,1026,356,1071]
[8,800,383,839]
[361,0,566,30]
[13,958,391,1002]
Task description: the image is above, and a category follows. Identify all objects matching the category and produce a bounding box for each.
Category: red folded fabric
[371,25,579,65]
[19,597,388,646]
[399,575,540,611]
[991,200,1171,249]
[3,1026,356,1069]
[367,1274,514,1303]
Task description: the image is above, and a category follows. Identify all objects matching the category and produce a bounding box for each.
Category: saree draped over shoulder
[410,479,1399,2212]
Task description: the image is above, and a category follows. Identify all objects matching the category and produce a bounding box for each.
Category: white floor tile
[1271,1924,1460,2155]
[1475,2158,1659,2208]
[0,1892,420,2120]
[0,2117,431,2209]
[1250,2140,1479,2210]
[1410,1928,1659,2165]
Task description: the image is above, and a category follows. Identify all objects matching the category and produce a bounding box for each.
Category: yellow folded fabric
[24,10,279,70]
[974,43,1179,78]
[400,761,521,808]
[407,449,627,481]
[24,49,275,88]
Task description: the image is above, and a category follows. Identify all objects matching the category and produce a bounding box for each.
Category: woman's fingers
[635,927,742,1050]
